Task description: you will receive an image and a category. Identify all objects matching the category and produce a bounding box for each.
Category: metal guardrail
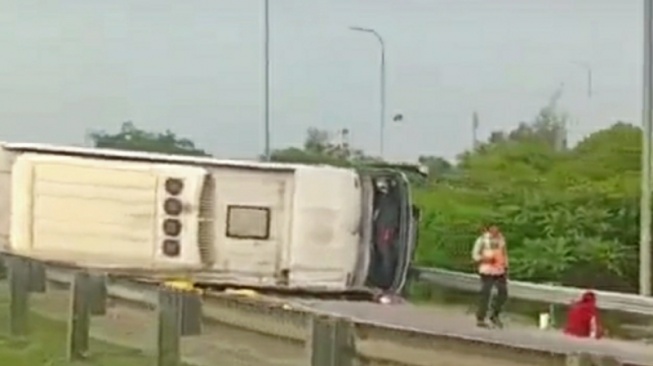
[47,267,157,304]
[44,267,571,366]
[3,256,652,365]
[46,264,653,366]
[415,266,653,316]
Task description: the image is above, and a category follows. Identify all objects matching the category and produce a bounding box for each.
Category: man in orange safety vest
[471,225,509,328]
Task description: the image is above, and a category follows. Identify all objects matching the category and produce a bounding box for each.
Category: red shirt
[563,291,603,339]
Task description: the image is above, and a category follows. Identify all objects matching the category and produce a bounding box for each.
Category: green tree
[89,121,210,156]
[270,127,379,165]
[484,91,568,150]
[415,117,641,292]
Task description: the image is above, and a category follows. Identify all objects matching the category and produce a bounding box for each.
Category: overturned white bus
[0,142,424,296]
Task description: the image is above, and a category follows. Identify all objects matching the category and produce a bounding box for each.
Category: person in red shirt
[563,291,604,339]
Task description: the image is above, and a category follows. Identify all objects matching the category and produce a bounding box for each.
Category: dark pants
[476,273,508,321]
[373,226,397,289]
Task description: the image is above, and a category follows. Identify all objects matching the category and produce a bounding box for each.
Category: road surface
[298,299,653,365]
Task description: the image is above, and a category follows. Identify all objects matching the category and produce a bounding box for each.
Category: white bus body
[0,142,419,294]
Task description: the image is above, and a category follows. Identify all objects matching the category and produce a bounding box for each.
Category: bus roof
[1,142,350,173]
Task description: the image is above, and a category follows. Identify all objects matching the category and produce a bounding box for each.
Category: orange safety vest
[476,234,508,275]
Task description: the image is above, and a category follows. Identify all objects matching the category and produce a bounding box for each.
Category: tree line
[89,110,647,293]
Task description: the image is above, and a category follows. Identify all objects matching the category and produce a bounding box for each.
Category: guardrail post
[401,267,418,298]
[309,314,334,366]
[566,353,593,366]
[88,273,107,316]
[565,352,622,366]
[596,355,621,366]
[28,260,46,293]
[157,287,182,366]
[308,314,355,366]
[0,255,6,280]
[333,317,355,366]
[8,256,30,337]
[67,271,92,361]
[180,290,202,336]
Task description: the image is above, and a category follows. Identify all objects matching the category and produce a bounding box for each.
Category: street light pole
[263,0,271,161]
[349,26,386,159]
[570,61,593,145]
[641,0,653,296]
[586,67,592,99]
[572,62,592,99]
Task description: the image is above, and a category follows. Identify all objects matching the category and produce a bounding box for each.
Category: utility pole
[572,62,593,99]
[546,83,566,152]
[472,111,480,150]
[349,26,386,159]
[263,0,271,161]
[586,67,593,99]
[571,61,593,143]
[640,0,653,296]
[553,120,567,152]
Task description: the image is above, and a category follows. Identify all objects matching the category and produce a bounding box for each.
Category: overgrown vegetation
[91,109,647,292]
[414,120,642,293]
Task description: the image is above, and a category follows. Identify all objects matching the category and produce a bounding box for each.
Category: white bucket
[539,312,550,330]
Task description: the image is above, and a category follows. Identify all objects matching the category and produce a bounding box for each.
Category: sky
[0,0,644,161]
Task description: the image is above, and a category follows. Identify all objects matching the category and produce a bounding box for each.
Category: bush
[413,122,643,292]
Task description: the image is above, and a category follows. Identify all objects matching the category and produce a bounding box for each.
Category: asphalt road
[298,299,653,366]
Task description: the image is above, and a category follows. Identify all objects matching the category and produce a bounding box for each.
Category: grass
[0,294,184,366]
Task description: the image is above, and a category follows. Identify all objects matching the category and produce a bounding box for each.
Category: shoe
[489,315,503,329]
